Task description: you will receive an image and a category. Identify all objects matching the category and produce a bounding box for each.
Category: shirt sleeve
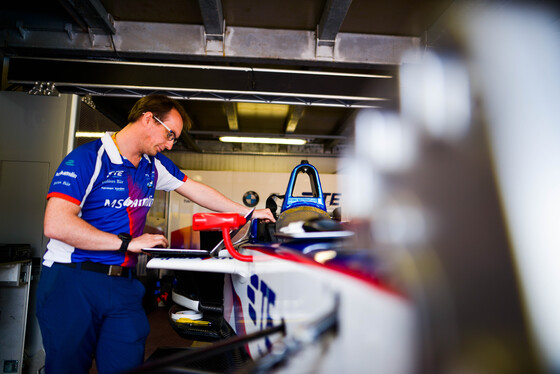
[154,153,187,191]
[46,142,98,205]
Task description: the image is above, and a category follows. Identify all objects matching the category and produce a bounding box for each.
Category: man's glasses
[152,114,178,144]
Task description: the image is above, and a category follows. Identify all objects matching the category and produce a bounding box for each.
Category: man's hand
[127,233,169,253]
[253,208,276,223]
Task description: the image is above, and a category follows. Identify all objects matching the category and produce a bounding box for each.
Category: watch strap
[118,233,132,253]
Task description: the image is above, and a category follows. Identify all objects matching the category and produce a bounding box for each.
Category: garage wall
[0,91,79,370]
[166,152,340,174]
[0,92,78,257]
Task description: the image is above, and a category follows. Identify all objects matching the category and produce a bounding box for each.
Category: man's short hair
[128,94,192,131]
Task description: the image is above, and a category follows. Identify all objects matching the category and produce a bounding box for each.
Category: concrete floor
[144,306,194,358]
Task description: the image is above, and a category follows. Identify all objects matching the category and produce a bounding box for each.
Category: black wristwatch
[117,232,132,253]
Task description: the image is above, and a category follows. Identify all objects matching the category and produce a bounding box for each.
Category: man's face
[144,108,183,155]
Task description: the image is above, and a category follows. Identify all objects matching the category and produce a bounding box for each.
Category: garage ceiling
[0,0,453,156]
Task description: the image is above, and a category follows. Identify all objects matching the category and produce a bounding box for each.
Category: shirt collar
[101,132,123,164]
[101,132,153,165]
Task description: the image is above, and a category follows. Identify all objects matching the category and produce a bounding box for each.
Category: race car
[131,161,416,374]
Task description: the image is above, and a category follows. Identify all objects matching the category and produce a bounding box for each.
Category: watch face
[118,233,132,252]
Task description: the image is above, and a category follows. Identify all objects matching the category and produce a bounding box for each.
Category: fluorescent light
[76,131,105,138]
[219,136,307,145]
[236,103,290,118]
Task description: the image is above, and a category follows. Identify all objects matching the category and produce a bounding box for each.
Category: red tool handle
[192,213,253,262]
[192,213,246,231]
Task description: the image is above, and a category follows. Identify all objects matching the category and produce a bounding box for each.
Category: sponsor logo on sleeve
[55,170,77,178]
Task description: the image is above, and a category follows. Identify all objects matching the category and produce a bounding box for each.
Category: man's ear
[141,112,152,127]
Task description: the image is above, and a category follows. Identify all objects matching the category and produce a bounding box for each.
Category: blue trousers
[36,263,150,374]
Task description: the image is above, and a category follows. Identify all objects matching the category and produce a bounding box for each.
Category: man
[37,94,275,374]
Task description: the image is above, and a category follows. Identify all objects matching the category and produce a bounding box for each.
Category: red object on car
[192,213,246,231]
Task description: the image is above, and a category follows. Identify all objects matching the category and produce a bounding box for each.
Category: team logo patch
[65,159,75,166]
[242,191,259,207]
[145,172,154,188]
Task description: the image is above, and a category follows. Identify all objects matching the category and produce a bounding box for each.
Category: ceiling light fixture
[76,132,105,138]
[219,136,307,145]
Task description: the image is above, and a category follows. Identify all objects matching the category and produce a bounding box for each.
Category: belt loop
[75,262,83,270]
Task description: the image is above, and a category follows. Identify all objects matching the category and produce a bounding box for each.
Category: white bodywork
[148,247,417,373]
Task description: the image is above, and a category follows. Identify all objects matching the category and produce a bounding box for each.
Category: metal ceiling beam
[317,0,352,43]
[316,0,353,58]
[6,57,398,109]
[0,21,419,66]
[191,139,343,157]
[198,0,224,37]
[175,131,347,156]
[189,130,346,140]
[197,0,225,54]
[224,102,239,131]
[284,105,305,133]
[57,0,115,35]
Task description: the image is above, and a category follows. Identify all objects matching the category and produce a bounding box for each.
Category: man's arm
[44,197,169,252]
[175,179,275,222]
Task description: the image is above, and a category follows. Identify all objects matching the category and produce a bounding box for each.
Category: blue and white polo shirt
[43,132,187,267]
